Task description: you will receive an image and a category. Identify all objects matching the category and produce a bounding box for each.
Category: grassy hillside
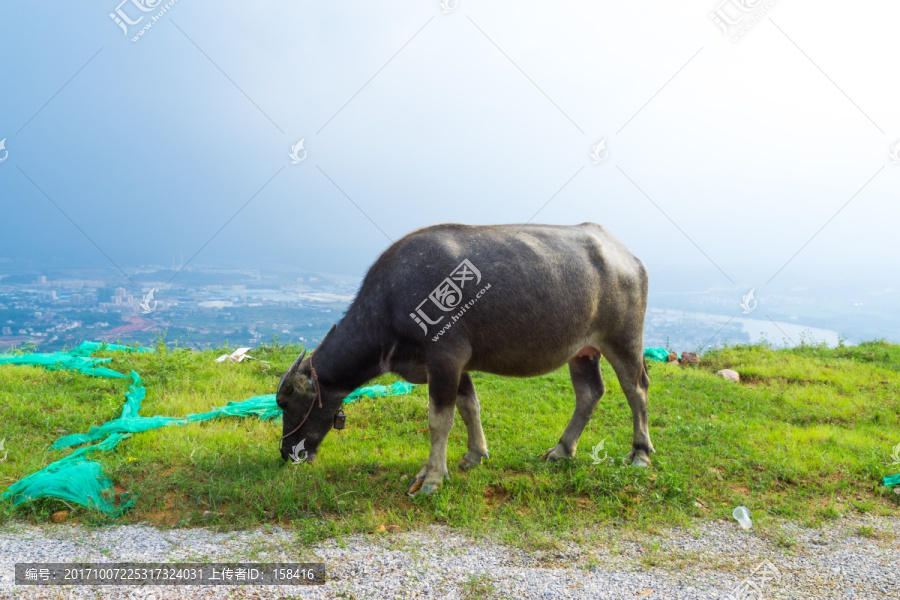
[1,339,898,547]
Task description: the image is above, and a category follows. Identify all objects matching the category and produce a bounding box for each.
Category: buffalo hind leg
[407,363,460,496]
[601,341,654,467]
[456,372,489,470]
[542,356,605,461]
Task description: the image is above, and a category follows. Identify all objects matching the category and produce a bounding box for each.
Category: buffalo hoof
[406,476,425,496]
[406,473,448,496]
[540,443,574,462]
[458,450,489,471]
[626,447,653,468]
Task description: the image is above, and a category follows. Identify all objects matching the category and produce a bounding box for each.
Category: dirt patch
[140,491,191,526]
[483,484,510,509]
[726,483,752,496]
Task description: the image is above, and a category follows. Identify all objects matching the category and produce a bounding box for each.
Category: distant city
[0,264,359,352]
[1,262,897,354]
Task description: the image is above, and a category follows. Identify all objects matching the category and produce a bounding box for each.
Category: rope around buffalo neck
[280,356,323,441]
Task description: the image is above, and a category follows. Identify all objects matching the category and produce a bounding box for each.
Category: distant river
[647,308,843,347]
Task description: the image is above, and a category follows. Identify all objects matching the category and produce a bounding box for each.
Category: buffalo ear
[277,370,293,395]
[277,350,307,394]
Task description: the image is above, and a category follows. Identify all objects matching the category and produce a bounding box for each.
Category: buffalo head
[277,350,343,463]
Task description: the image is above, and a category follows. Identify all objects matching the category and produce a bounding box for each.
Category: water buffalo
[277,223,653,495]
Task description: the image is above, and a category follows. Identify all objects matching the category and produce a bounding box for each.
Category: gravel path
[0,515,897,599]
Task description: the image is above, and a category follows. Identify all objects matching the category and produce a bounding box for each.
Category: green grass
[461,572,500,600]
[1,339,898,547]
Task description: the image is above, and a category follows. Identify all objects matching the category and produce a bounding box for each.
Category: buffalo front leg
[542,356,605,461]
[455,372,489,470]
[407,363,460,496]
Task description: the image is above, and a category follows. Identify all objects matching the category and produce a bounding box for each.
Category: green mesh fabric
[345,381,416,401]
[3,434,135,516]
[68,341,155,356]
[643,347,671,362]
[51,371,147,449]
[51,393,282,450]
[1,343,416,516]
[49,383,416,451]
[0,340,152,378]
[0,351,127,379]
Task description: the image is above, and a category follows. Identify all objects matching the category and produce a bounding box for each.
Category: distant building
[198,300,232,309]
[677,316,698,328]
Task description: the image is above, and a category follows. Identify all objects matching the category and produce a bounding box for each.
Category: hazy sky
[1,1,898,297]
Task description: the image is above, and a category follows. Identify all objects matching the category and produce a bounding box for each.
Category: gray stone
[717,369,740,383]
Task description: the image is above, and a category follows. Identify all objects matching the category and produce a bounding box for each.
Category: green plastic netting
[0,351,126,378]
[51,393,282,450]
[1,342,417,516]
[643,347,671,362]
[3,434,135,516]
[50,379,417,450]
[346,381,417,401]
[0,340,153,378]
[68,341,155,356]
